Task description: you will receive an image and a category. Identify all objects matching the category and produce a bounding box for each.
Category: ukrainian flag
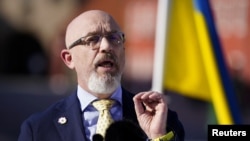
[152,0,241,124]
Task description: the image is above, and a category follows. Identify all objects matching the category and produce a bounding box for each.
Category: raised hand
[133,91,168,139]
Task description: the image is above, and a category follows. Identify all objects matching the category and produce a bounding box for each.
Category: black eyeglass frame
[68,31,125,49]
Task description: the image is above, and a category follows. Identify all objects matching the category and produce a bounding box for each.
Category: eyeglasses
[68,32,125,49]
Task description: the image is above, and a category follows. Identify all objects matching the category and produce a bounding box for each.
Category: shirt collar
[77,85,123,111]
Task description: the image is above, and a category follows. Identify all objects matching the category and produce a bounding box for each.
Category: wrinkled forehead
[65,10,121,48]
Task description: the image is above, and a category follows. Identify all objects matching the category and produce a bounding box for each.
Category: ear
[60,49,74,69]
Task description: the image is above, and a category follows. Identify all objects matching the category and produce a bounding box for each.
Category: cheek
[72,52,91,71]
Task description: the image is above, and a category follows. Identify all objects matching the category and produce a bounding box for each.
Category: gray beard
[88,72,121,95]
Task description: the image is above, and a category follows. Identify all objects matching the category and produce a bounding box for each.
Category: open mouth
[98,60,114,68]
[96,59,116,72]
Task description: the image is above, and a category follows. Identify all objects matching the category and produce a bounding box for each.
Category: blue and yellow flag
[163,0,241,124]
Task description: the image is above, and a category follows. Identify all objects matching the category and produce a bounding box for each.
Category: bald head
[65,10,122,48]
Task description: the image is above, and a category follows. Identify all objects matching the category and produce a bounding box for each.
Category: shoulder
[21,92,77,127]
[22,98,64,126]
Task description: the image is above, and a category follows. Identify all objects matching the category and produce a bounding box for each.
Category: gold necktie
[92,99,114,137]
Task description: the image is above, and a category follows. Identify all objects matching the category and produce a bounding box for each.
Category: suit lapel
[121,88,138,124]
[53,92,87,141]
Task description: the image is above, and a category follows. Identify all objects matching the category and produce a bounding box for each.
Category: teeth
[100,62,112,67]
[103,63,111,67]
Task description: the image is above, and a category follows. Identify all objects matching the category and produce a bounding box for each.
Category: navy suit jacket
[18,88,185,141]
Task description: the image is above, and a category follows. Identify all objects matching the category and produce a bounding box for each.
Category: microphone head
[92,134,104,141]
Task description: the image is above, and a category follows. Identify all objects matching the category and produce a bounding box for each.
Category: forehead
[65,10,121,47]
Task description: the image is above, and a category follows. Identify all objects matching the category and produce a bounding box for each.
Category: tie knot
[92,99,114,111]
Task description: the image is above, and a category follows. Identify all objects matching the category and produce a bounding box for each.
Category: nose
[99,37,113,52]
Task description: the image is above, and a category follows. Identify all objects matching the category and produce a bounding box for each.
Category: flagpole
[151,0,171,92]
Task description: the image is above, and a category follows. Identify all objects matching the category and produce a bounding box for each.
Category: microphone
[92,134,104,141]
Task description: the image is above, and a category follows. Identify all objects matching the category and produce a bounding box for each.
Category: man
[18,10,185,141]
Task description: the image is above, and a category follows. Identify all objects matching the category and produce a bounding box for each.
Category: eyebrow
[84,30,120,36]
